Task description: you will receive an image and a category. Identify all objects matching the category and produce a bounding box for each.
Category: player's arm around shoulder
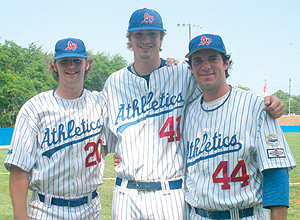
[263,95,284,119]
[164,58,180,66]
[102,123,117,154]
[9,165,30,220]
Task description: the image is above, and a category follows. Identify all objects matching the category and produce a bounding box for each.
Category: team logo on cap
[65,41,78,51]
[198,36,212,46]
[265,133,280,146]
[141,13,154,24]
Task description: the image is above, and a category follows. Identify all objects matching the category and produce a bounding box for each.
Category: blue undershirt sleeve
[262,168,289,209]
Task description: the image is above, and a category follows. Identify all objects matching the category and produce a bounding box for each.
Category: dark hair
[126,31,166,51]
[49,58,93,82]
[186,52,233,78]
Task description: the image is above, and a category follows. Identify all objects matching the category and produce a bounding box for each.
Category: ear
[128,33,132,44]
[52,60,58,72]
[159,36,164,48]
[188,65,195,76]
[224,60,230,71]
[85,59,90,71]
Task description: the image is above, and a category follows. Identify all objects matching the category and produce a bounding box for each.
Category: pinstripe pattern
[5,89,113,219]
[183,87,296,219]
[103,63,201,219]
[111,186,188,219]
[28,192,101,219]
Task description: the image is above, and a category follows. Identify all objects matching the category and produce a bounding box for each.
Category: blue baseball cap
[185,34,227,58]
[53,38,89,60]
[127,8,166,32]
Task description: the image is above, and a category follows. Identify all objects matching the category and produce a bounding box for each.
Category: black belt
[116,177,182,191]
[194,207,253,219]
[38,190,97,207]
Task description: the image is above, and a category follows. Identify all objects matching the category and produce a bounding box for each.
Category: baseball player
[104,8,285,220]
[183,34,296,219]
[5,38,115,219]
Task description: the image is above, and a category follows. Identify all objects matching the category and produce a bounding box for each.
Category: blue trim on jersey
[117,105,184,133]
[52,88,85,97]
[187,147,242,167]
[127,59,166,86]
[200,85,232,112]
[262,168,289,208]
[42,130,102,158]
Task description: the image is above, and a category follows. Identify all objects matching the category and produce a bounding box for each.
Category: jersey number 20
[84,139,102,167]
[212,160,249,190]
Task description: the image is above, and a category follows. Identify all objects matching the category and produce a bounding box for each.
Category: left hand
[165,58,180,67]
[263,95,284,119]
[113,153,122,167]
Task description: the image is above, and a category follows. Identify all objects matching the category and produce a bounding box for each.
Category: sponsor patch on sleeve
[267,148,286,158]
[265,133,280,146]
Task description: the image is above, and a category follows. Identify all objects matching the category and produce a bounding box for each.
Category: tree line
[237,85,300,116]
[0,40,128,128]
[272,90,300,116]
[1,40,299,128]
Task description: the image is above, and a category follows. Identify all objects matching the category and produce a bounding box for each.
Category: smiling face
[190,49,230,99]
[53,57,89,89]
[129,30,163,62]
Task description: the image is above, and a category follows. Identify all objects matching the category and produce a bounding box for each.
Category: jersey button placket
[69,100,80,191]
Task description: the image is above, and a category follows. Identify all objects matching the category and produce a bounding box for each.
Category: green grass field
[1,133,299,219]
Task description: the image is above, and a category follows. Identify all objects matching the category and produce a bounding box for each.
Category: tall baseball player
[183,34,296,219]
[5,38,115,219]
[104,8,285,220]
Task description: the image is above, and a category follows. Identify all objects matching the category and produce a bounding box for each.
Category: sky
[1,0,300,96]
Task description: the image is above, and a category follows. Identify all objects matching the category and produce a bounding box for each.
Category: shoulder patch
[267,148,286,158]
[265,133,280,146]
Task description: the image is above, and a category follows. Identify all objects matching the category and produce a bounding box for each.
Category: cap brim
[185,48,203,59]
[185,47,225,58]
[53,54,89,60]
[127,27,166,32]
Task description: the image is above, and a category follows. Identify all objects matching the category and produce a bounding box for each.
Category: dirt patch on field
[277,115,300,126]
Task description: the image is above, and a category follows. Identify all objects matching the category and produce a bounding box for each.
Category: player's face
[129,30,163,61]
[54,57,89,87]
[190,49,229,93]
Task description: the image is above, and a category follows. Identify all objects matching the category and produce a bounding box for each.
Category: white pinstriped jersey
[5,89,114,197]
[183,87,296,210]
[103,63,201,181]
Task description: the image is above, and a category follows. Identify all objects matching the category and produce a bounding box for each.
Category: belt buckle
[136,180,148,191]
[135,180,161,191]
[68,198,75,207]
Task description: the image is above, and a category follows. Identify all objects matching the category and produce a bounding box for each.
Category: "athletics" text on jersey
[115,92,184,124]
[186,132,242,167]
[115,92,185,133]
[41,118,102,148]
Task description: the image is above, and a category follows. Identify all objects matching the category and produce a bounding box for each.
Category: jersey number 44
[213,160,249,190]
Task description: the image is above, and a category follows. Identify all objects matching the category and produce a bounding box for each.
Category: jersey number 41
[159,116,182,142]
